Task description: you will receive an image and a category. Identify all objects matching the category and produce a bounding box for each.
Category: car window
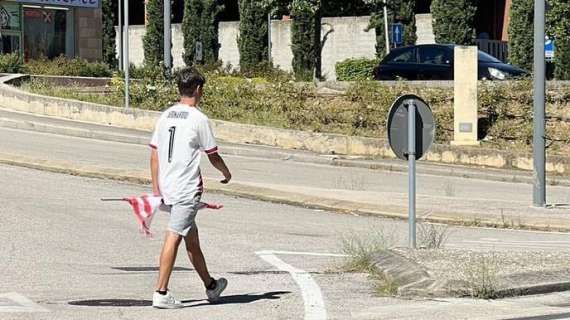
[419,47,451,65]
[386,48,416,64]
[478,51,502,63]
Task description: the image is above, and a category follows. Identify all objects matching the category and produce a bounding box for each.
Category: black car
[373,44,528,81]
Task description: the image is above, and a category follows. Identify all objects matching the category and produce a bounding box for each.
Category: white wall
[117,16,377,80]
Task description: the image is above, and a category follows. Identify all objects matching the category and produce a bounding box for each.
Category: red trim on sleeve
[205,146,218,155]
[149,144,157,149]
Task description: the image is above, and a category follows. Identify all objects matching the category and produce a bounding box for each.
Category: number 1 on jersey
[168,126,176,162]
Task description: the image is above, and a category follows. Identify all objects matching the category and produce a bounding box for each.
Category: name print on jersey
[167,111,189,119]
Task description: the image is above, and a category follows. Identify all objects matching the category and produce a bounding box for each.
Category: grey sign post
[164,0,172,75]
[123,0,129,109]
[387,95,435,249]
[533,0,546,207]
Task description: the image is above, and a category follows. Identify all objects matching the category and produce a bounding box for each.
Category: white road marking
[256,250,329,320]
[257,250,348,258]
[0,292,49,313]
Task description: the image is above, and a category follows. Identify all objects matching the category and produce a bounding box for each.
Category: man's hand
[220,171,232,184]
[207,152,232,184]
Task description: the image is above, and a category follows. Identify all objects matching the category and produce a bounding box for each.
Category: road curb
[3,114,570,187]
[371,249,570,299]
[2,152,570,233]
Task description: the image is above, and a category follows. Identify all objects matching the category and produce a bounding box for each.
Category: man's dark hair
[176,67,206,97]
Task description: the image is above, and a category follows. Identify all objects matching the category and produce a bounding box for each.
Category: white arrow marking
[256,250,329,320]
[0,292,49,313]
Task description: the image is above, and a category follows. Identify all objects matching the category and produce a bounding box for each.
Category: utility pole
[164,0,172,75]
[533,0,546,207]
[383,0,390,54]
[123,0,130,109]
[118,0,123,71]
[268,12,272,62]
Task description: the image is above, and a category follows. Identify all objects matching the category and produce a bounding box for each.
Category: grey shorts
[165,194,202,237]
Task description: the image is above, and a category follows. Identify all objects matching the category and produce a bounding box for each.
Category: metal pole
[123,0,130,109]
[118,0,123,71]
[407,100,416,249]
[164,0,172,74]
[533,0,546,207]
[383,0,390,54]
[268,13,272,62]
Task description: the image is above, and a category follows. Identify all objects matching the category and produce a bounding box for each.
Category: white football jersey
[149,104,218,205]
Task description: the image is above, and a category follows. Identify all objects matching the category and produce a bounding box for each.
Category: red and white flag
[103,195,223,237]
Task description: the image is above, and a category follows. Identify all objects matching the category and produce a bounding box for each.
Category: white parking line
[256,250,339,320]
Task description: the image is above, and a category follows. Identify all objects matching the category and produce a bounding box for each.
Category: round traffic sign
[387,94,435,160]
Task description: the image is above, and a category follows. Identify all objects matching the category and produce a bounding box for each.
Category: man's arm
[207,152,232,184]
[150,148,161,195]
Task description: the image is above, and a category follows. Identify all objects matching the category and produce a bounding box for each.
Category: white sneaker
[206,278,228,302]
[152,291,184,309]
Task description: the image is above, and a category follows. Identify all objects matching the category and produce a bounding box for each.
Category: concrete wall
[117,16,376,80]
[75,8,103,61]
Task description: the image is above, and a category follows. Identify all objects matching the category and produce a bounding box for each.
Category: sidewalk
[2,108,570,232]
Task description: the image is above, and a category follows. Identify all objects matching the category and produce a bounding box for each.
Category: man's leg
[156,231,183,291]
[184,227,213,287]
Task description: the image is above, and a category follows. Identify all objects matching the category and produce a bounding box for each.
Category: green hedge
[25,56,112,77]
[0,53,25,73]
[21,73,570,154]
[335,58,378,81]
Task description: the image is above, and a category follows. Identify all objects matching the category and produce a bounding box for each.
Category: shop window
[0,3,22,55]
[23,7,69,60]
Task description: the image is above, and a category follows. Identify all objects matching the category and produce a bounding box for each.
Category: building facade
[0,0,102,61]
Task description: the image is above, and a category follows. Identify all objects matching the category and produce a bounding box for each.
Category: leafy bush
[26,56,112,77]
[182,0,223,66]
[431,0,477,45]
[291,0,321,81]
[0,53,25,73]
[143,0,164,67]
[509,0,533,71]
[335,58,378,81]
[548,0,570,80]
[102,0,117,68]
[367,0,417,57]
[238,0,269,71]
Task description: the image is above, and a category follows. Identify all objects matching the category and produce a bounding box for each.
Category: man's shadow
[68,291,290,308]
[184,291,290,307]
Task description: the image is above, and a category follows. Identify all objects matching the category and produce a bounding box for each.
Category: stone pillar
[75,8,103,61]
[452,46,479,146]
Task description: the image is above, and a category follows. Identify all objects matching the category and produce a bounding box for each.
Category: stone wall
[75,8,103,61]
[117,16,376,80]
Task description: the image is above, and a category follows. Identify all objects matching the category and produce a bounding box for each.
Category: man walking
[149,67,232,309]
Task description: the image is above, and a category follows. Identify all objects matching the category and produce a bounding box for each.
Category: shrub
[431,0,477,45]
[335,58,378,81]
[548,0,570,80]
[143,0,165,67]
[238,0,269,71]
[0,53,25,73]
[26,56,112,77]
[102,0,117,68]
[182,0,223,66]
[509,0,534,71]
[291,0,321,81]
[366,0,417,58]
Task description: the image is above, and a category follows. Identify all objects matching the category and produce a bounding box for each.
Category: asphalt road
[3,165,570,319]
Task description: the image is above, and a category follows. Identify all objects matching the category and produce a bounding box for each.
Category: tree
[182,0,224,66]
[431,0,476,45]
[101,0,117,68]
[508,0,534,71]
[365,0,417,57]
[238,0,269,70]
[291,0,321,81]
[548,0,570,79]
[142,0,164,67]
